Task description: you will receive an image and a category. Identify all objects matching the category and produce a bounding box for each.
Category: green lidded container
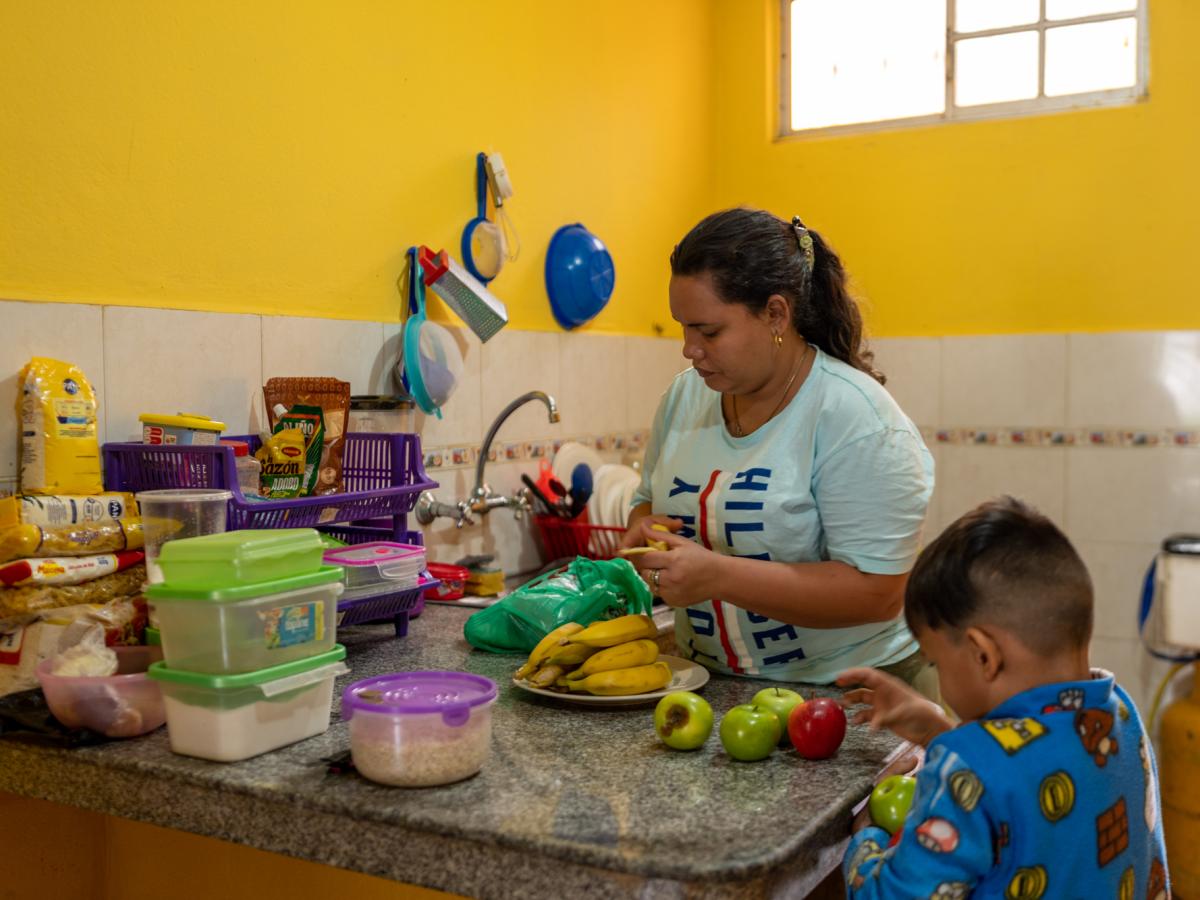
[145,567,344,675]
[156,528,326,589]
[148,644,348,762]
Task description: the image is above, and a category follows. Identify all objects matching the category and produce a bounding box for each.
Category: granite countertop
[0,605,903,899]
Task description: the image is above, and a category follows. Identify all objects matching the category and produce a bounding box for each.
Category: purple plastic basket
[338,574,438,637]
[102,433,436,541]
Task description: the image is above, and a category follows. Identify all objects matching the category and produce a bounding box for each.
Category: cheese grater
[417,246,509,342]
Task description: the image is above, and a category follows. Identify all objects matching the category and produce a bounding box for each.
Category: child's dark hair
[905,496,1093,653]
[669,207,884,384]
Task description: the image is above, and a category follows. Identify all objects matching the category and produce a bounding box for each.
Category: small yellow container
[139,413,226,446]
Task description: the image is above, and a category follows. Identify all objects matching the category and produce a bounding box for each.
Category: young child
[836,497,1169,899]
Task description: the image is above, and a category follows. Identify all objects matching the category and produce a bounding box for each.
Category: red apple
[787,696,847,759]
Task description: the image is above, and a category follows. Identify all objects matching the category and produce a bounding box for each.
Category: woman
[623,208,933,685]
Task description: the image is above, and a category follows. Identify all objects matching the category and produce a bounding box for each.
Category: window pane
[954,32,1039,107]
[1046,0,1137,21]
[790,0,945,130]
[1045,18,1138,96]
[955,0,1039,34]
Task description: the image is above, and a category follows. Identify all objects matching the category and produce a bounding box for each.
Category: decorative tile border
[929,427,1200,448]
[421,424,1200,470]
[422,431,648,471]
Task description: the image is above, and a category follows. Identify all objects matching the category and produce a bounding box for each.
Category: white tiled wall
[0,297,682,579]
[875,331,1200,722]
[2,298,1194,719]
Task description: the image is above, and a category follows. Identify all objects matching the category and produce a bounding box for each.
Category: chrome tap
[415,391,560,528]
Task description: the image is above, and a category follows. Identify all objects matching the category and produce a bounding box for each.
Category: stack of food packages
[0,358,147,695]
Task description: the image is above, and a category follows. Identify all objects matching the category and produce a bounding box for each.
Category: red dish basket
[534,513,625,561]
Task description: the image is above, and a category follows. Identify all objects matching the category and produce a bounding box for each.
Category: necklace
[729,343,812,437]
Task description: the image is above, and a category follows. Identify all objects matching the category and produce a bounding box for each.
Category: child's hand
[837,667,955,747]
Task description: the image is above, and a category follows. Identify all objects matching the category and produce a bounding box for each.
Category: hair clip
[791,216,815,271]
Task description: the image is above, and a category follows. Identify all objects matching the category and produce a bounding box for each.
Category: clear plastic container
[35,645,166,738]
[322,542,425,590]
[145,567,343,674]
[342,671,497,787]
[221,440,262,496]
[135,488,232,584]
[148,645,347,762]
[155,528,325,589]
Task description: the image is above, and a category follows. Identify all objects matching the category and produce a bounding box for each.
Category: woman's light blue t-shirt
[634,347,934,684]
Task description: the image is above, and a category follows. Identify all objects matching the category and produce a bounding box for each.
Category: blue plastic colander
[545,223,615,330]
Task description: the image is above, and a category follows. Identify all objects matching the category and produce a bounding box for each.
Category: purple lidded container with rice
[342,671,497,787]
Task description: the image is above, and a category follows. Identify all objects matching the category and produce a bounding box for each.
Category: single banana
[566,638,658,680]
[545,642,598,667]
[529,663,567,688]
[514,622,584,680]
[573,661,672,696]
[567,614,658,648]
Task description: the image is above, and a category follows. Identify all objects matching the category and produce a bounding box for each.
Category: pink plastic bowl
[36,645,166,738]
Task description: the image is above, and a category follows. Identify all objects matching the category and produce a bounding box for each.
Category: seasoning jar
[342,671,498,787]
[220,440,261,497]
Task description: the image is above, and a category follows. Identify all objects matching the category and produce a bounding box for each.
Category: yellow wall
[710,0,1200,336]
[0,1,712,334]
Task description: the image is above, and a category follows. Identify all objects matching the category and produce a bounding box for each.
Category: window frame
[778,0,1149,140]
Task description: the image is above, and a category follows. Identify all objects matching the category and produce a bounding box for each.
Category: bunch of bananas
[513,614,672,696]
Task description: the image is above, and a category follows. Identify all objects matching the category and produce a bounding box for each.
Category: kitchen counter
[0,605,903,899]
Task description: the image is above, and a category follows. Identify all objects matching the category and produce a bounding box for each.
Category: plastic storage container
[139,413,226,445]
[322,542,426,590]
[424,562,470,601]
[149,645,347,762]
[136,488,231,584]
[156,528,326,589]
[36,645,166,738]
[342,671,497,787]
[145,567,343,674]
[220,440,261,496]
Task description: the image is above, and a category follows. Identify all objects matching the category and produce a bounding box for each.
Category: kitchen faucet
[415,391,560,528]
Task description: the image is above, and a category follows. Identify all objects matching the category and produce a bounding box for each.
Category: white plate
[511,654,709,707]
[602,465,640,528]
[588,463,620,526]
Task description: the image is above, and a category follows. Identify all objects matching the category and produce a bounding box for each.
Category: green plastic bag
[463,556,653,654]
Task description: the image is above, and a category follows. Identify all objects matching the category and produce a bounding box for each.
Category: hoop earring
[773,333,783,348]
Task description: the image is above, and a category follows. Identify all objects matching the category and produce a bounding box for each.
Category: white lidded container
[145,567,342,674]
[148,644,347,762]
[322,541,426,591]
[342,671,498,787]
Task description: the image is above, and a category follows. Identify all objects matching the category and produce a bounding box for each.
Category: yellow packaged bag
[18,358,103,495]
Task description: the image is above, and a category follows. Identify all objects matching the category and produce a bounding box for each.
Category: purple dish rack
[103,432,438,635]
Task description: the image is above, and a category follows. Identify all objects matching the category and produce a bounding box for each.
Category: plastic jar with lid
[220,440,261,497]
[342,671,498,786]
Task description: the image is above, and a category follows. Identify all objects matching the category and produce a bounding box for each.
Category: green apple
[719,704,782,761]
[869,775,917,835]
[751,687,804,744]
[654,691,714,750]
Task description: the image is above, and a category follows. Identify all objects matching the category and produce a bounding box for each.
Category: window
[781,0,1147,136]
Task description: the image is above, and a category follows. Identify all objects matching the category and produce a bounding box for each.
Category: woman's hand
[619,513,683,551]
[636,530,721,608]
[836,667,954,747]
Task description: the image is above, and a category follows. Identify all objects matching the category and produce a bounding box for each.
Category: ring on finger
[651,569,661,591]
